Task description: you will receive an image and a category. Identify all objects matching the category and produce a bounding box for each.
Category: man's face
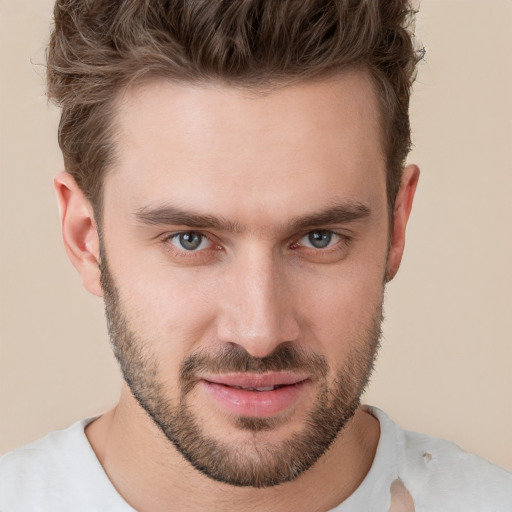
[100,73,391,487]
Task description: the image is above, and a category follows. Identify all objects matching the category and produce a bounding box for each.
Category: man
[0,0,510,510]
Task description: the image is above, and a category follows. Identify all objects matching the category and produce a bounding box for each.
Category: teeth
[233,385,277,391]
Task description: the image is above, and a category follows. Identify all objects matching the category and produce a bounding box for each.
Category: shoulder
[0,420,88,485]
[402,428,512,505]
[0,420,92,509]
[0,419,133,512]
[368,407,512,510]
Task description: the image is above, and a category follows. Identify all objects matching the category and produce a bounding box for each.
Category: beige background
[1,0,511,471]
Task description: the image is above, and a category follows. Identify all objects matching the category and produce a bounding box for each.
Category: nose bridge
[218,247,298,357]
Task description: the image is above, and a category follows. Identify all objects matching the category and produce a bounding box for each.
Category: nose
[216,249,300,358]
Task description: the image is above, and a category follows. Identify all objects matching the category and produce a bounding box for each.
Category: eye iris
[308,231,332,249]
[179,232,202,250]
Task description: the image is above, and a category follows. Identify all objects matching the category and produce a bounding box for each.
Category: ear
[385,165,420,282]
[54,172,103,297]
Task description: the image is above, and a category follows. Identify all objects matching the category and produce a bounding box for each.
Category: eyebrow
[133,201,371,233]
[289,202,371,232]
[134,205,244,232]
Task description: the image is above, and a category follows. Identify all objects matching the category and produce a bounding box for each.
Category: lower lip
[200,380,309,418]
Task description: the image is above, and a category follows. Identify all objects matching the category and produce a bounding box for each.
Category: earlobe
[54,172,103,297]
[385,164,420,282]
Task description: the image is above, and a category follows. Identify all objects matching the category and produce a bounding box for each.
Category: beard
[100,255,382,488]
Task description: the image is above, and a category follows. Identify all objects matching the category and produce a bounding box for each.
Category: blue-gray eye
[303,230,339,249]
[170,232,209,251]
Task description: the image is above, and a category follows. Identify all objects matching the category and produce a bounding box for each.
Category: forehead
[105,72,387,226]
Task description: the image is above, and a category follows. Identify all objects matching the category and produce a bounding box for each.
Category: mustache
[179,343,328,392]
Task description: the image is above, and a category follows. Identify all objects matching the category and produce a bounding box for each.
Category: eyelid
[169,232,211,251]
[289,229,353,264]
[292,229,351,247]
[300,230,341,249]
[159,228,351,261]
[161,229,212,241]
[161,230,221,253]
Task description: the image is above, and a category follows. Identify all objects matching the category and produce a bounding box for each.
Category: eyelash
[161,230,352,261]
[161,232,222,260]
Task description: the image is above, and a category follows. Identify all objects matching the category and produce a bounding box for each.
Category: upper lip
[201,372,309,389]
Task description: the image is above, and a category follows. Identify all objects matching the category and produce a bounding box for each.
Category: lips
[199,372,310,418]
[203,372,307,388]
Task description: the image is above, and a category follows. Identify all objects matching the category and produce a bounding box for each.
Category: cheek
[295,252,386,358]
[101,205,219,356]
[111,255,221,361]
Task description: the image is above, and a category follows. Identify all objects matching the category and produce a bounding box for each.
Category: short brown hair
[47,0,423,215]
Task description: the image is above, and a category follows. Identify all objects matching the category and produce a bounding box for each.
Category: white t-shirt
[1,407,510,511]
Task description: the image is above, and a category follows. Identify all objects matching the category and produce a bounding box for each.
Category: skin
[55,71,419,511]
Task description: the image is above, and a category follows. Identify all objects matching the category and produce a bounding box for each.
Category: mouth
[199,372,311,418]
[221,384,288,391]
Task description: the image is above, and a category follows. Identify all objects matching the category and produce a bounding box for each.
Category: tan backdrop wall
[1,0,511,471]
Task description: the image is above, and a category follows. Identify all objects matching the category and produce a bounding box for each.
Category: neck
[86,386,380,512]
